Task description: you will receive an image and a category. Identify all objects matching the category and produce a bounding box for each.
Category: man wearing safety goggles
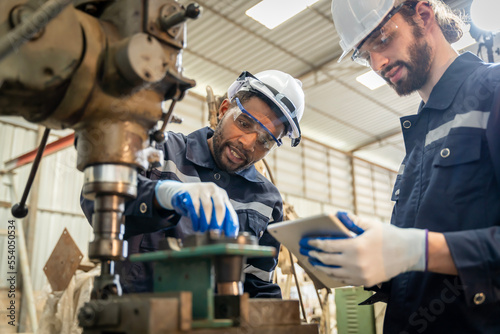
[81,70,305,298]
[210,70,303,173]
[299,0,500,333]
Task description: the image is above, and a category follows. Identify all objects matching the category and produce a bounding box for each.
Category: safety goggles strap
[235,98,282,147]
[228,72,258,99]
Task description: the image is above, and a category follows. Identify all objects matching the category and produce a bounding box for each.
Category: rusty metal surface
[0,1,196,169]
[81,293,318,334]
[148,292,192,332]
[145,0,184,49]
[0,1,83,121]
[186,324,319,334]
[1,2,198,296]
[214,293,249,326]
[248,299,301,327]
[43,228,83,291]
[80,294,185,334]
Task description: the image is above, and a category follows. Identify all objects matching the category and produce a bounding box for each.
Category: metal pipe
[289,251,307,322]
[4,133,75,172]
[83,165,137,299]
[206,86,218,129]
[0,0,74,60]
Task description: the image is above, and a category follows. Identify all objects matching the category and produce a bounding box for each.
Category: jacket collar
[185,127,264,183]
[419,52,484,112]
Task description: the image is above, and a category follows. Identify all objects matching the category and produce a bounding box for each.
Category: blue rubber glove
[336,211,365,235]
[155,180,239,237]
[301,212,427,287]
[299,212,363,268]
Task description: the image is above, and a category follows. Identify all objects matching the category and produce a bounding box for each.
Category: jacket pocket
[433,134,481,167]
[245,211,268,239]
[430,133,488,206]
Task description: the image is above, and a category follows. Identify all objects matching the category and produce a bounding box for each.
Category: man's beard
[211,124,250,174]
[382,33,432,96]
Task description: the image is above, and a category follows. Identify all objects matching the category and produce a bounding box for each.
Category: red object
[5,133,75,171]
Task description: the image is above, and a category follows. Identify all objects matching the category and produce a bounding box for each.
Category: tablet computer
[267,213,353,288]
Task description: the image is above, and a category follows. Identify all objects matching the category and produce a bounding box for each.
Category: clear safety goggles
[351,2,414,67]
[232,97,282,151]
[227,71,301,147]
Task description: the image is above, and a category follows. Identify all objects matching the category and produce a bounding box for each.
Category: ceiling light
[356,70,387,90]
[470,0,500,32]
[246,0,320,30]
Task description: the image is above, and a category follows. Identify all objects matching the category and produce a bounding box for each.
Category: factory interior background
[1,0,499,333]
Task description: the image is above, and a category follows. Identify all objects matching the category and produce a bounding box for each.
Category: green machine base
[130,242,275,328]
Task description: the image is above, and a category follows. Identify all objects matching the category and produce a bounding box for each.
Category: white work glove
[300,212,427,287]
[155,180,239,237]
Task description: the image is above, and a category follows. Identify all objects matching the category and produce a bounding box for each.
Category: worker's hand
[155,180,239,237]
[300,212,427,287]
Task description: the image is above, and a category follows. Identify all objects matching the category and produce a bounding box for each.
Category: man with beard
[300,0,500,333]
[81,70,305,298]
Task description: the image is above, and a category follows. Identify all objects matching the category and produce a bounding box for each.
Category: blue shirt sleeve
[444,86,500,306]
[444,227,500,306]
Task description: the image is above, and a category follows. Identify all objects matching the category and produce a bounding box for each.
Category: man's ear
[414,1,434,32]
[218,99,231,120]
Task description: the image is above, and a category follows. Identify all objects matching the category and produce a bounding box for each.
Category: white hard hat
[227,70,305,147]
[331,0,396,62]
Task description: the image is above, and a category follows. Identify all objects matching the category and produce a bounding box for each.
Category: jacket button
[440,148,450,158]
[395,189,400,196]
[140,202,147,213]
[473,292,485,305]
[403,120,411,129]
[214,173,221,180]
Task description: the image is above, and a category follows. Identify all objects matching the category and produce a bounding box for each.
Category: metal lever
[159,3,202,31]
[152,87,182,143]
[11,128,51,218]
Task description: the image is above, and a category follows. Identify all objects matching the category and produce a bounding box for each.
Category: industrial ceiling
[179,0,477,171]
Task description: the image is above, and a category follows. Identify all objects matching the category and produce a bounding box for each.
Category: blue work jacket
[382,53,500,333]
[81,127,283,298]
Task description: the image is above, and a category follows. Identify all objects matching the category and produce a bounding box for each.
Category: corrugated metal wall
[0,91,397,291]
[352,159,396,221]
[265,133,395,220]
[0,120,92,290]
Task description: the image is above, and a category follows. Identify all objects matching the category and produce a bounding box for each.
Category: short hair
[398,0,464,44]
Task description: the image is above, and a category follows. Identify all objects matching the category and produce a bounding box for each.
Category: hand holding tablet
[267,211,364,288]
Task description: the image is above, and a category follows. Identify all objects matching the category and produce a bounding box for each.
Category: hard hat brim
[332,0,396,63]
[337,49,351,63]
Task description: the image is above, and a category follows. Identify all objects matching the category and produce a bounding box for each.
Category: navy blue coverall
[81,127,283,298]
[381,52,500,333]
